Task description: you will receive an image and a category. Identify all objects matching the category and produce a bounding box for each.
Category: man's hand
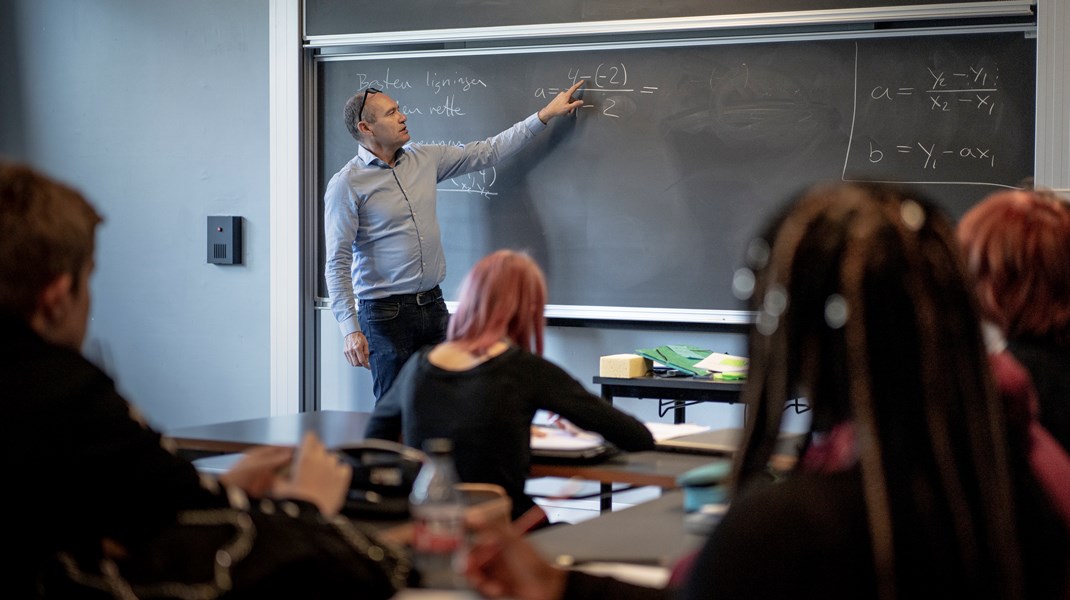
[344,331,370,369]
[537,80,585,124]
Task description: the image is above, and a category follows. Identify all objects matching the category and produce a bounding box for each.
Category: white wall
[1,0,272,429]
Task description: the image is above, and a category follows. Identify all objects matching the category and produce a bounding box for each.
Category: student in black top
[463,182,1068,600]
[365,249,654,524]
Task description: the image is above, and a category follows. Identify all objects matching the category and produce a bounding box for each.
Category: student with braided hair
[463,181,1068,600]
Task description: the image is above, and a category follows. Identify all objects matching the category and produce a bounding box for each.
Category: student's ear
[36,272,74,325]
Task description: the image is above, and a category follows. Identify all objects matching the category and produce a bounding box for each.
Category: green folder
[635,344,712,377]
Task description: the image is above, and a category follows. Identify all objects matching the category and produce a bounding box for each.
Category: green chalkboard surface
[316,32,1035,320]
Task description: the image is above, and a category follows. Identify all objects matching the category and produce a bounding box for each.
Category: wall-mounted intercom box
[207,216,243,265]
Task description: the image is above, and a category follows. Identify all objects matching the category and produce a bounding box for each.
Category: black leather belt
[393,286,443,306]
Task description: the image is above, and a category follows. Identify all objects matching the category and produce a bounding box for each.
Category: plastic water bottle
[409,438,467,589]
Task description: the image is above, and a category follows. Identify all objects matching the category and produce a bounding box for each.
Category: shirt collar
[356,143,407,168]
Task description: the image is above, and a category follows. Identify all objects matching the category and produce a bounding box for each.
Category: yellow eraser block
[599,354,651,378]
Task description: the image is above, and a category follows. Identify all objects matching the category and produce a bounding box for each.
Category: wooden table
[594,376,745,423]
[165,410,372,454]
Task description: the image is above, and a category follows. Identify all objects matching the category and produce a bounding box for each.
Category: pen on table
[553,555,666,568]
[513,505,549,534]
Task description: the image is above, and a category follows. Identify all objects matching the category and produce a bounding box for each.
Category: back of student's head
[447,249,546,355]
[957,188,1070,345]
[0,161,102,320]
[733,181,1026,599]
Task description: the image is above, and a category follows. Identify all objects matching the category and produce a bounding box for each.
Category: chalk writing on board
[355,70,493,118]
[866,141,996,169]
[844,45,1016,188]
[355,69,413,91]
[869,64,1002,115]
[534,62,659,119]
[426,72,488,94]
[439,168,498,198]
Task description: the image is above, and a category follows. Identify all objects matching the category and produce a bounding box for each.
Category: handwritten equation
[438,168,498,199]
[534,63,659,119]
[865,140,996,170]
[868,65,1001,115]
[847,50,1019,187]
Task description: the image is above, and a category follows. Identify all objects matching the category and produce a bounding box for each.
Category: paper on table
[530,426,604,451]
[693,352,749,373]
[645,422,711,441]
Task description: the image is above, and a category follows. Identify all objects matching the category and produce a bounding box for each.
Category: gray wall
[0,0,271,429]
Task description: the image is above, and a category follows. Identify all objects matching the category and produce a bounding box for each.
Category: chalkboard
[305,0,1017,38]
[315,31,1035,321]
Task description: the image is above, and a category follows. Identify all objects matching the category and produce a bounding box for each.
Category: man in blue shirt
[324,81,585,403]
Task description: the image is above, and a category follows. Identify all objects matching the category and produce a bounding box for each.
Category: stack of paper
[693,353,749,380]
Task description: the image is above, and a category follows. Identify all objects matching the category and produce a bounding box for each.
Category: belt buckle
[415,289,435,306]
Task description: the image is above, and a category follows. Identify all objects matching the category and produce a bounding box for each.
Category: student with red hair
[365,249,654,526]
[957,189,1070,452]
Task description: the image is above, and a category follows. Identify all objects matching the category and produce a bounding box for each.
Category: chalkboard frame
[304,1,1035,45]
[311,23,1036,325]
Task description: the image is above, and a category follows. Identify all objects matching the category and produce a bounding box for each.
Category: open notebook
[529,426,617,463]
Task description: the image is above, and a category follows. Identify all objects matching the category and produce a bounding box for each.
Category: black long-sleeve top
[365,346,655,519]
[0,315,230,596]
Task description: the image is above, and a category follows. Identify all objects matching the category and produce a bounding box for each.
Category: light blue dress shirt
[324,112,547,337]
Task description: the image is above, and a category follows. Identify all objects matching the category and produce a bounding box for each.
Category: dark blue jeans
[358,286,449,403]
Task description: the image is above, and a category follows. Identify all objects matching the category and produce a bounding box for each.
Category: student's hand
[219,445,294,497]
[464,509,568,600]
[538,80,585,123]
[272,433,353,517]
[344,331,370,369]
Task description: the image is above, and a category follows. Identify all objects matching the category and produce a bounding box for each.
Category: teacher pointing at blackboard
[324,80,585,403]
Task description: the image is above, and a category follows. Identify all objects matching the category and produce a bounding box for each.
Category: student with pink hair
[365,249,654,527]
